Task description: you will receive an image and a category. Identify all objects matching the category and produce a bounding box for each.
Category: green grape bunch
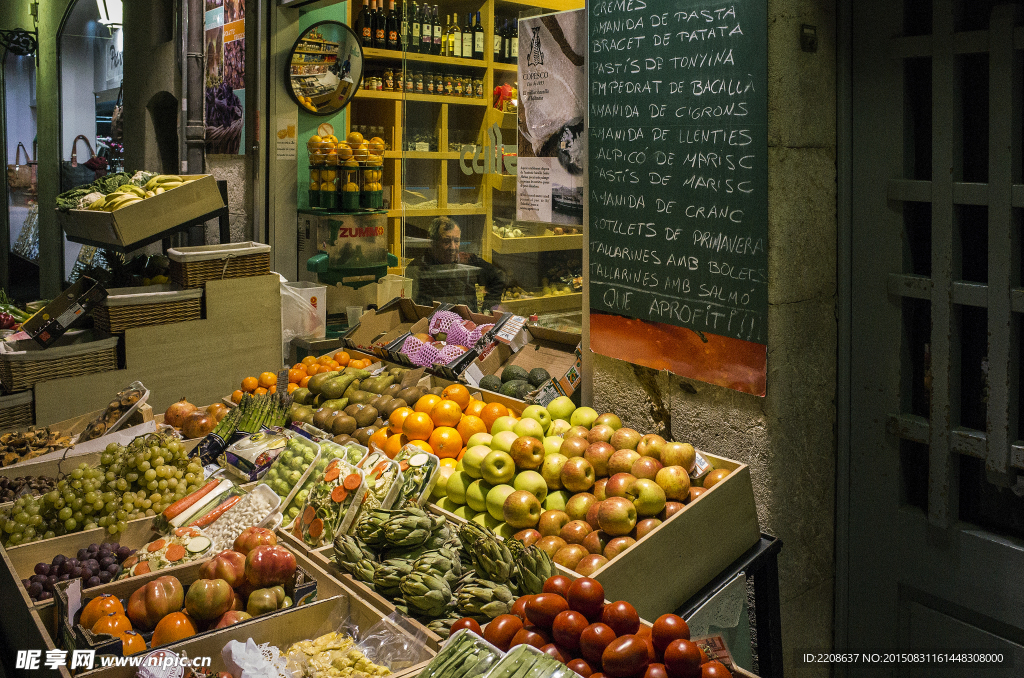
[0,433,205,547]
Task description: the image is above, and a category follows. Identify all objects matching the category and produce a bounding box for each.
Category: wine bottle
[357,0,372,47]
[432,5,442,55]
[375,0,387,49]
[450,14,463,58]
[509,19,518,63]
[493,16,503,62]
[420,4,432,53]
[473,11,484,59]
[387,0,400,50]
[462,13,473,59]
[410,2,420,53]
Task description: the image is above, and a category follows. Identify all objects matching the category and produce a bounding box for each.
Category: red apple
[560,520,593,545]
[635,518,662,539]
[584,442,616,477]
[597,496,637,536]
[560,436,590,458]
[688,487,706,503]
[576,554,609,576]
[566,425,591,440]
[660,442,696,473]
[632,456,663,480]
[585,501,602,530]
[514,528,542,547]
[566,492,598,521]
[633,479,667,517]
[582,530,610,555]
[608,449,641,476]
[610,428,642,451]
[593,478,609,501]
[605,472,638,500]
[603,536,636,559]
[588,424,615,445]
[659,502,685,520]
[539,510,571,536]
[554,544,589,569]
[510,436,545,471]
[594,413,622,430]
[637,434,667,461]
[536,536,568,558]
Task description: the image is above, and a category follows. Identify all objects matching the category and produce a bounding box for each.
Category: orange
[415,394,442,414]
[241,376,259,393]
[456,415,487,443]
[442,384,471,410]
[259,372,277,389]
[389,406,414,434]
[150,612,196,647]
[288,368,305,384]
[480,402,509,431]
[268,385,277,394]
[231,389,244,404]
[407,439,433,454]
[292,363,307,373]
[306,364,321,376]
[403,412,434,441]
[430,399,463,428]
[428,427,463,459]
[464,399,486,418]
[255,387,268,395]
[328,360,341,370]
[457,446,467,461]
[287,383,299,394]
[318,355,332,365]
[299,376,311,388]
[368,427,389,452]
[302,356,317,367]
[334,352,351,366]
[383,433,409,458]
[92,612,132,636]
[81,594,125,631]
[439,457,458,469]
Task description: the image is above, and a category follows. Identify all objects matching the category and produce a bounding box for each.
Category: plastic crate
[0,332,119,393]
[92,284,204,333]
[168,241,272,288]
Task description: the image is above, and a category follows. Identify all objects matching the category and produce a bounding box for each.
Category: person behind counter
[407,217,507,312]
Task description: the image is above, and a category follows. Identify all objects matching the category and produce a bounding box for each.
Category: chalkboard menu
[588,1,767,345]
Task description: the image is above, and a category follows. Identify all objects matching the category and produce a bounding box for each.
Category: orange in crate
[403,412,434,441]
[428,427,462,458]
[241,376,259,393]
[258,372,277,389]
[430,399,463,428]
[389,406,413,434]
[441,384,471,410]
[368,427,389,452]
[464,399,486,418]
[480,402,509,431]
[383,433,409,458]
[231,390,244,404]
[415,394,441,414]
[334,352,351,366]
[456,415,487,442]
[288,368,305,384]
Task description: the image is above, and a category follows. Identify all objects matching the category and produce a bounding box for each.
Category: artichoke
[373,558,414,598]
[356,509,394,547]
[400,571,453,618]
[456,579,515,620]
[469,531,515,585]
[384,507,435,547]
[413,546,463,586]
[333,535,378,583]
[514,545,556,595]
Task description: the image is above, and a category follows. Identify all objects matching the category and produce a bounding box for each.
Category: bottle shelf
[363,47,488,67]
[355,90,487,106]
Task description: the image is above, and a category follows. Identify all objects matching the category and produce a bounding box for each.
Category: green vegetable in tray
[393,446,440,506]
[416,629,501,678]
[260,436,318,498]
[358,451,402,510]
[291,456,366,547]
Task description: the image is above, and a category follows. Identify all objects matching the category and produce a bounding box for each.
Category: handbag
[61,135,105,191]
[110,84,124,143]
[6,142,34,191]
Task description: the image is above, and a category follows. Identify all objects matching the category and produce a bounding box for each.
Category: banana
[158,182,183,190]
[154,175,183,184]
[85,197,108,210]
[145,190,155,198]
[154,187,164,195]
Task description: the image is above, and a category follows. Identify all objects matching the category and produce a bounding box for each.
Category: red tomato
[651,614,690,653]
[543,575,574,597]
[526,593,570,630]
[233,527,277,555]
[245,545,297,588]
[511,626,551,650]
[567,577,605,621]
[663,640,702,678]
[568,659,595,677]
[483,614,523,652]
[601,635,651,678]
[126,575,185,631]
[199,550,247,588]
[579,623,618,666]
[512,595,533,621]
[645,663,669,678]
[601,601,640,637]
[450,618,482,636]
[541,643,571,663]
[183,578,235,622]
[552,610,590,651]
[701,661,731,678]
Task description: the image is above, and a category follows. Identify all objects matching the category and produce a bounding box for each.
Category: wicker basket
[0,391,34,430]
[0,333,120,393]
[92,284,204,334]
[168,242,272,289]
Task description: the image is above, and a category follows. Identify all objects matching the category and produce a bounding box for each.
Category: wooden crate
[429,451,760,621]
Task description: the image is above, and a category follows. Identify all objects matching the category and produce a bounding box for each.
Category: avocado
[479,375,502,392]
[501,365,530,383]
[528,368,551,387]
[499,379,532,399]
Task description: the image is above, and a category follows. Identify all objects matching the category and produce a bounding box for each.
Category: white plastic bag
[281,281,326,361]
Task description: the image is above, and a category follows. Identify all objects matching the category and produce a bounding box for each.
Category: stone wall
[591,1,838,675]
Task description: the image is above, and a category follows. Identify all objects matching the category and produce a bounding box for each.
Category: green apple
[541,453,568,490]
[466,432,493,448]
[462,445,492,479]
[431,465,456,499]
[513,417,546,440]
[495,522,517,540]
[547,396,576,422]
[481,450,516,485]
[490,430,519,453]
[435,496,461,512]
[521,405,552,431]
[502,489,542,529]
[543,436,564,457]
[455,460,464,472]
[544,490,571,511]
[514,470,548,501]
[491,416,519,434]
[471,511,501,530]
[445,471,474,504]
[486,484,517,521]
[466,479,494,512]
[547,419,571,437]
[453,505,478,520]
[570,407,598,428]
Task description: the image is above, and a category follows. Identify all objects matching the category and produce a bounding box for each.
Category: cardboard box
[63,175,226,249]
[462,325,582,406]
[54,560,319,657]
[340,297,439,358]
[429,450,760,621]
[22,277,108,348]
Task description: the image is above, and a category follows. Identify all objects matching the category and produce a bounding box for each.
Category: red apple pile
[451,576,732,678]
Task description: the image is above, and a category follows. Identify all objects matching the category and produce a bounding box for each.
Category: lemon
[346,131,364,147]
[343,182,359,192]
[309,180,318,190]
[336,143,353,161]
[324,170,337,181]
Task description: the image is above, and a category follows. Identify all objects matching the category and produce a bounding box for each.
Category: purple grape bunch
[24,542,135,602]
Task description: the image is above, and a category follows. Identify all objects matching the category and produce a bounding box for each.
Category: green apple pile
[430,397,731,576]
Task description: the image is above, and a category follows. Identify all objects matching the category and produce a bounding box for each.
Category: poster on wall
[205,0,245,154]
[586,0,769,396]
[516,10,585,226]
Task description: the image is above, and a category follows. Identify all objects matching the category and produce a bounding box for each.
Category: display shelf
[389,206,487,217]
[385,150,461,159]
[497,0,583,10]
[363,46,487,68]
[491,232,582,254]
[487,173,517,191]
[497,292,582,313]
[355,89,488,106]
[492,62,517,73]
[485,106,517,129]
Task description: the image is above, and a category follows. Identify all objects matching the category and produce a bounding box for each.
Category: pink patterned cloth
[428,311,462,336]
